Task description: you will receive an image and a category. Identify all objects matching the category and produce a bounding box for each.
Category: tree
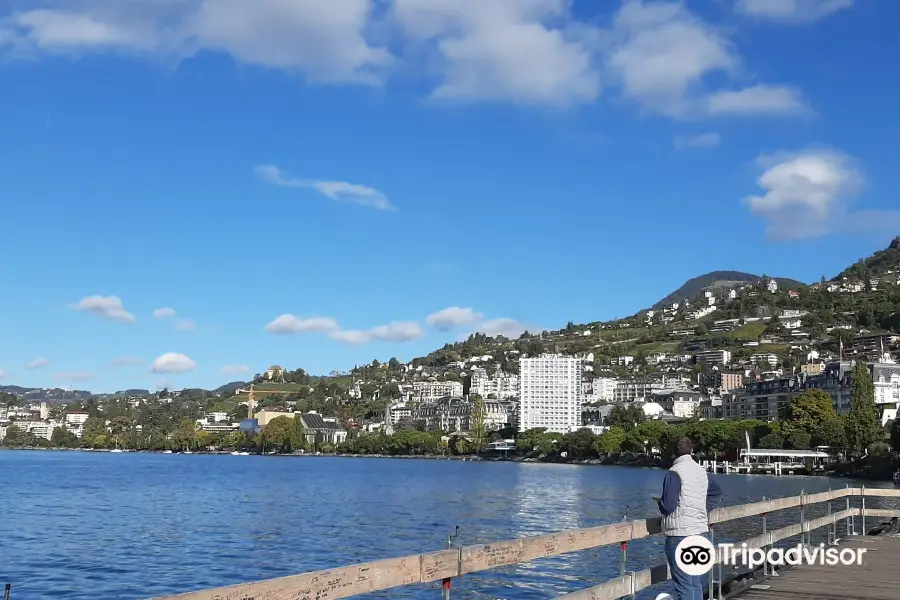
[783,389,836,425]
[594,426,626,455]
[1,392,18,410]
[891,419,900,453]
[758,432,784,449]
[82,417,109,448]
[562,428,597,459]
[260,416,301,453]
[846,361,881,456]
[695,322,709,336]
[782,389,844,449]
[1,425,26,446]
[606,404,645,431]
[171,418,198,451]
[470,395,486,452]
[50,427,80,448]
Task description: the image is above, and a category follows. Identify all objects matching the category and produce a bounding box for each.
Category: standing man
[657,437,723,600]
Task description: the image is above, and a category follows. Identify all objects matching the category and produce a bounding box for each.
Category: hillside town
[2,240,900,460]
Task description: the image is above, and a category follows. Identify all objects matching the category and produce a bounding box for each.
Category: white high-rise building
[519,354,584,433]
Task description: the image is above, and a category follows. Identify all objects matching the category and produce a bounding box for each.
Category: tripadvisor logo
[674,535,867,576]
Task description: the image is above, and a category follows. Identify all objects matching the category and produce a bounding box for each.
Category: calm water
[1,451,895,600]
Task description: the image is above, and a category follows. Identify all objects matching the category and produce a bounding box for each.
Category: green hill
[651,271,805,310]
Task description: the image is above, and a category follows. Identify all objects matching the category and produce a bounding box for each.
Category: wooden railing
[150,487,900,600]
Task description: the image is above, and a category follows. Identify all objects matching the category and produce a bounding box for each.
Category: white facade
[470,367,519,399]
[593,377,616,401]
[66,413,89,426]
[519,355,584,433]
[410,380,464,403]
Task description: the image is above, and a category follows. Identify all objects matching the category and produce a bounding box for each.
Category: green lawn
[729,322,766,341]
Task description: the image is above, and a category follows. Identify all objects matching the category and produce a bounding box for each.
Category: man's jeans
[665,534,709,600]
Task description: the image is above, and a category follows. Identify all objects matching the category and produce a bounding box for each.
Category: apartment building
[519,354,584,434]
[652,389,704,418]
[470,367,519,399]
[750,353,779,368]
[714,371,744,394]
[613,378,663,403]
[410,380,464,403]
[695,349,732,367]
[413,397,512,433]
[739,377,800,421]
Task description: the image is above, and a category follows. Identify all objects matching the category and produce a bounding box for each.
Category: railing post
[861,484,866,536]
[625,570,636,600]
[845,485,851,536]
[708,525,715,600]
[4,583,10,600]
[847,485,855,535]
[827,493,833,545]
[761,495,768,577]
[443,526,459,600]
[799,490,805,547]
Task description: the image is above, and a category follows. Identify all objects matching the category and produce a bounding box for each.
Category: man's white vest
[663,454,709,537]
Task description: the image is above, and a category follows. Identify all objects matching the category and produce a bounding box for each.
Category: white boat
[163,450,173,454]
[110,449,123,453]
[230,451,241,455]
[239,451,250,456]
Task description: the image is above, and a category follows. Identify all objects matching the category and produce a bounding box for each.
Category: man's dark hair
[675,437,693,457]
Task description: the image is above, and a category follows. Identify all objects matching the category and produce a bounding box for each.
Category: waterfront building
[411,396,512,433]
[519,354,584,434]
[297,411,347,446]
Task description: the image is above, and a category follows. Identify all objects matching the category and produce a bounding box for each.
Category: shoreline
[2,447,891,481]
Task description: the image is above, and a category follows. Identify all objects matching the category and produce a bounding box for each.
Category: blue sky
[1,0,899,392]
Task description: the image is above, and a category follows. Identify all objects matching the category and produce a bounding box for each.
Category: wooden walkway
[737,535,900,600]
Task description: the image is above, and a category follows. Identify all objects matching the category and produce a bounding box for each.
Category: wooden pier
[736,535,898,600]
[150,486,900,600]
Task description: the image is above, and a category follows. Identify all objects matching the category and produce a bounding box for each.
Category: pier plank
[736,535,900,600]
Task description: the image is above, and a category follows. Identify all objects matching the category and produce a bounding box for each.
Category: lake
[1,451,895,600]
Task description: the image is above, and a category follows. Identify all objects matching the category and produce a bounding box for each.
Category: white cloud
[265,314,340,334]
[52,371,92,382]
[175,318,197,331]
[476,317,530,339]
[0,368,6,379]
[608,0,736,117]
[1,1,391,83]
[26,358,50,370]
[71,295,135,323]
[221,364,251,375]
[329,321,424,344]
[743,148,900,240]
[707,85,807,116]
[153,307,177,319]
[149,352,197,374]
[426,306,483,330]
[394,0,602,106]
[674,132,721,149]
[255,165,395,211]
[735,0,853,23]
[109,357,142,367]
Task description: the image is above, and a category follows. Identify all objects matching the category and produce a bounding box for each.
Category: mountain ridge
[650,271,806,310]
